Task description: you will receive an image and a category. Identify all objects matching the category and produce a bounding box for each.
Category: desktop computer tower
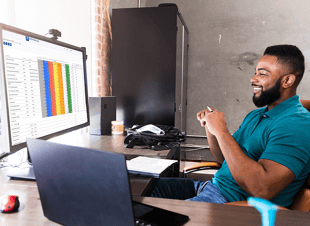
[89,97,116,135]
[111,4,189,132]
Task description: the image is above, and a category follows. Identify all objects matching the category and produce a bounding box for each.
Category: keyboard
[132,201,189,226]
[135,218,157,226]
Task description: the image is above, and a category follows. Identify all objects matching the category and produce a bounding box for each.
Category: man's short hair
[264,45,305,78]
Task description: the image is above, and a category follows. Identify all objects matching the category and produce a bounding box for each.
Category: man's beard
[252,78,282,108]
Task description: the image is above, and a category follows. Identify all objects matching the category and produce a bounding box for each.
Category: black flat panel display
[112,7,178,129]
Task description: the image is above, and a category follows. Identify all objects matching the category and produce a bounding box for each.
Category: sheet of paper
[126,156,177,176]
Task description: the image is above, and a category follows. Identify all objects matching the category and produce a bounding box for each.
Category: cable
[0,153,10,160]
[0,160,28,169]
[186,135,207,138]
[181,147,209,152]
[181,144,209,148]
[180,144,209,152]
[0,148,28,169]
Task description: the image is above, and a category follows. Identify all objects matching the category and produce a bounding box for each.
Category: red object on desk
[1,195,20,213]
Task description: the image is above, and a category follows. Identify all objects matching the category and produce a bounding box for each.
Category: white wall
[0,0,93,95]
[0,0,9,25]
[0,0,93,161]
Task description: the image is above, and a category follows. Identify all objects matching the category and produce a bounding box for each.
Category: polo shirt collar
[263,95,300,120]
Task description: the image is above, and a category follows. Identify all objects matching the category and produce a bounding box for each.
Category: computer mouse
[0,195,20,213]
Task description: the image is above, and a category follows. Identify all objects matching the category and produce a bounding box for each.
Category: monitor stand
[6,148,36,181]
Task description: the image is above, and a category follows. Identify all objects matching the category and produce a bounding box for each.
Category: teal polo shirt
[212,95,310,207]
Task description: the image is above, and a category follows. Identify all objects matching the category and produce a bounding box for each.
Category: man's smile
[252,85,262,94]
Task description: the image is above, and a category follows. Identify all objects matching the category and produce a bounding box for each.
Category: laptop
[26,138,189,226]
[6,166,35,180]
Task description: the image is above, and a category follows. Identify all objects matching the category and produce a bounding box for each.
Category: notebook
[126,156,177,177]
[26,138,189,226]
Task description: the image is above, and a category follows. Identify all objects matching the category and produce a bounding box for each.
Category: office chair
[183,100,310,211]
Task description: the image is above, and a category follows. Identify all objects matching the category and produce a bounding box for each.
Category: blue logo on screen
[25,36,38,42]
[3,42,12,46]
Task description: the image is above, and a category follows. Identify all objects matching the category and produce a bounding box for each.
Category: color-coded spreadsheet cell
[38,59,72,118]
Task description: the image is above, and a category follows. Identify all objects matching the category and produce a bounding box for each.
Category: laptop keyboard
[132,200,189,226]
[134,218,156,226]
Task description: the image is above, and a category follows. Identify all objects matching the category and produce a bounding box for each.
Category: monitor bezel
[0,23,90,156]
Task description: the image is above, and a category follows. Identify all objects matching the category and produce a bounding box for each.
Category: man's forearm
[214,131,270,198]
[206,128,224,164]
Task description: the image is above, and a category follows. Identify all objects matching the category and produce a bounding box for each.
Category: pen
[207,106,213,113]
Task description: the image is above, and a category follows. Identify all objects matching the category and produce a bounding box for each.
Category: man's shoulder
[276,104,310,122]
[270,105,310,133]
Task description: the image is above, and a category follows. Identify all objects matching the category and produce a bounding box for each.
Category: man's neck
[267,93,296,111]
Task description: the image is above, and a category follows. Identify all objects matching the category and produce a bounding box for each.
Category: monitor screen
[0,23,89,157]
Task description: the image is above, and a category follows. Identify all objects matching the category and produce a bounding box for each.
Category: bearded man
[148,45,310,208]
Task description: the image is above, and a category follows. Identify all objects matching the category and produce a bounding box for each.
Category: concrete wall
[109,0,145,15]
[138,0,310,139]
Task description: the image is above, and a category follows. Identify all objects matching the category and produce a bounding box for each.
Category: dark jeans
[148,178,228,204]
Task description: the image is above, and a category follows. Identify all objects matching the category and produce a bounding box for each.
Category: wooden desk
[49,132,177,158]
[5,133,180,196]
[2,134,309,225]
[1,168,310,225]
[133,196,310,226]
[49,132,181,175]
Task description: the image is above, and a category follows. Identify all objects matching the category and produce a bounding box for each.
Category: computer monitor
[0,23,90,160]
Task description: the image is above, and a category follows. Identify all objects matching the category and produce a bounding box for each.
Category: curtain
[91,0,112,97]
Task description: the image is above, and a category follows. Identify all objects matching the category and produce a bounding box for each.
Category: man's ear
[282,74,296,88]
